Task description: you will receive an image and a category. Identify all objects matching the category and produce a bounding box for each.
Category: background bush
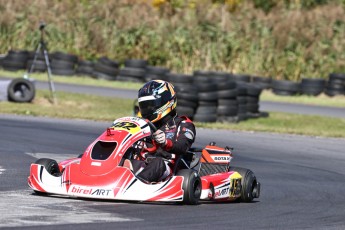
[0,0,344,80]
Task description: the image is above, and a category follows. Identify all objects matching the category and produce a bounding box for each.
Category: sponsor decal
[70,186,111,196]
[166,132,175,139]
[215,186,230,197]
[212,156,231,161]
[112,121,140,134]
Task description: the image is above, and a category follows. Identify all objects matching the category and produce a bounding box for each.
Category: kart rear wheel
[229,167,260,202]
[177,169,201,205]
[35,158,61,176]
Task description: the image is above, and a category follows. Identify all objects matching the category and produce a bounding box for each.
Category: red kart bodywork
[28,117,260,204]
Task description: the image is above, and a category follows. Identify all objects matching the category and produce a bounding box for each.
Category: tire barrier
[51,51,78,76]
[145,66,170,82]
[76,60,94,77]
[92,56,119,80]
[27,50,48,72]
[252,76,272,89]
[0,78,35,103]
[325,73,345,97]
[272,80,300,96]
[171,74,197,120]
[2,50,29,71]
[117,59,147,82]
[300,78,325,96]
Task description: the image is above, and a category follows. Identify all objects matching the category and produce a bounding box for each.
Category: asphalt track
[1,114,345,230]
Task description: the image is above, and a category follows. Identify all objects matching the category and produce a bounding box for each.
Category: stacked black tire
[76,60,94,77]
[170,73,198,120]
[117,59,147,82]
[192,71,218,122]
[252,76,272,89]
[51,51,78,76]
[27,50,48,72]
[92,57,119,80]
[272,80,300,96]
[300,78,326,96]
[144,66,170,82]
[246,85,262,118]
[216,80,238,123]
[325,73,345,96]
[1,50,28,71]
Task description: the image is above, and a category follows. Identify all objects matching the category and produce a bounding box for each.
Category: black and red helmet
[138,80,177,123]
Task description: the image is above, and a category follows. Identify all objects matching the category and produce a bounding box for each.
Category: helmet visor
[138,97,162,121]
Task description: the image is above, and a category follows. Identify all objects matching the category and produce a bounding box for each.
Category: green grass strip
[0,90,344,138]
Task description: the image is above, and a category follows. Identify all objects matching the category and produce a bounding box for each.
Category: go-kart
[28,116,260,205]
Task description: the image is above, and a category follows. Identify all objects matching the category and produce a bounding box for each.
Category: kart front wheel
[35,158,61,177]
[229,167,260,202]
[177,169,201,205]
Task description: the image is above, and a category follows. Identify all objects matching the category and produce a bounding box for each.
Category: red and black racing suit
[136,112,196,182]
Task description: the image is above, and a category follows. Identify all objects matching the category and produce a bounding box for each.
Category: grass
[0,1,344,81]
[260,90,345,108]
[0,90,134,121]
[1,89,344,138]
[0,69,142,90]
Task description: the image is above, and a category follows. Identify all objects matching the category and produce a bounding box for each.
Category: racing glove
[155,148,172,160]
[153,129,167,146]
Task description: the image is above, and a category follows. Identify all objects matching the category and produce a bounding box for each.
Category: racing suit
[135,113,196,182]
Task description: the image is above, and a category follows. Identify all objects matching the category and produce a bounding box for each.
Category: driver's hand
[153,129,167,146]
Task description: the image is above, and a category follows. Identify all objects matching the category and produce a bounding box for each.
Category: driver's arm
[164,121,196,155]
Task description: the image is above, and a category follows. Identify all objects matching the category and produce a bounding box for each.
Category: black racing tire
[272,80,300,92]
[7,78,35,102]
[193,113,217,123]
[174,84,198,94]
[228,167,259,202]
[246,96,259,104]
[167,73,193,84]
[98,56,119,68]
[196,106,217,114]
[209,71,232,81]
[176,169,201,205]
[232,74,251,82]
[27,59,47,72]
[216,81,237,91]
[198,91,218,101]
[177,92,198,102]
[196,82,218,92]
[247,103,259,113]
[92,71,117,81]
[217,89,238,99]
[94,62,119,76]
[2,60,27,71]
[325,89,344,97]
[217,105,238,116]
[51,51,78,63]
[118,67,146,78]
[236,96,247,104]
[176,106,195,118]
[124,59,148,68]
[35,158,61,176]
[177,99,198,108]
[246,86,262,97]
[198,100,217,106]
[272,89,296,96]
[218,99,238,106]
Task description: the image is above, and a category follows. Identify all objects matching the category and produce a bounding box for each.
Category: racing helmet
[138,80,177,123]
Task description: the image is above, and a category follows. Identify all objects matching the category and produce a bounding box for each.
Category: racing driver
[124,80,196,183]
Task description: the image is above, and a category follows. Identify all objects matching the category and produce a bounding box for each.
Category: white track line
[0,189,141,227]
